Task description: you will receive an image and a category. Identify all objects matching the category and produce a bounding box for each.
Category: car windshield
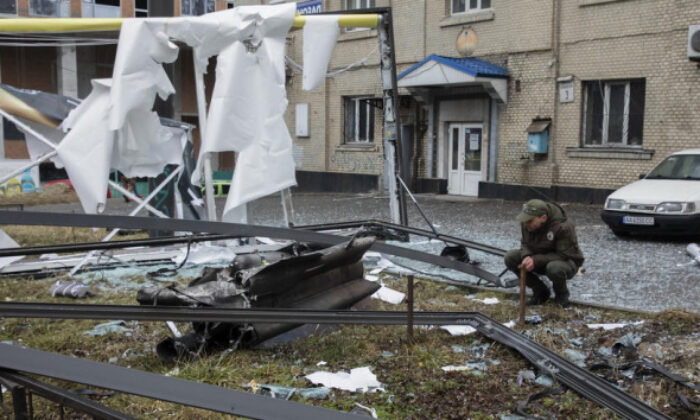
[645,154,700,180]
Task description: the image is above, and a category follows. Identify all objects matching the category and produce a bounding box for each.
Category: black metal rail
[296,219,507,256]
[0,233,230,257]
[0,211,502,285]
[0,343,363,420]
[0,370,134,420]
[0,302,671,420]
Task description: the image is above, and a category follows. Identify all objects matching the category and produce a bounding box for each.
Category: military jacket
[520,202,585,270]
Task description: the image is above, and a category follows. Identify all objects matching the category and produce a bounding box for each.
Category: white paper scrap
[441,365,470,372]
[369,267,383,275]
[585,321,644,331]
[471,297,500,305]
[503,321,517,328]
[441,325,477,336]
[305,367,383,393]
[364,274,379,282]
[371,286,405,305]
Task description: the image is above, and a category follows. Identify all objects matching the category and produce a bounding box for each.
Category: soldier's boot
[526,274,550,306]
[551,280,570,308]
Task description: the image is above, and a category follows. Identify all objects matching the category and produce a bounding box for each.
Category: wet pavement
[25,192,700,313]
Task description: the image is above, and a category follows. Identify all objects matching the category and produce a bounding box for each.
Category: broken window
[181,0,215,16]
[452,0,491,15]
[582,79,645,147]
[344,96,375,144]
[0,0,17,14]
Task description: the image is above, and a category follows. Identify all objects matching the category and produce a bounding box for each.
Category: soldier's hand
[521,257,534,272]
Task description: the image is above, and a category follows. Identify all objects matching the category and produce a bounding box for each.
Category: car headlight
[605,199,626,210]
[655,202,692,213]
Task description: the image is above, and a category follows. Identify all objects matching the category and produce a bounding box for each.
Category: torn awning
[397,54,509,103]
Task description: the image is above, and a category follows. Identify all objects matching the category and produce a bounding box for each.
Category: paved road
[25,192,700,313]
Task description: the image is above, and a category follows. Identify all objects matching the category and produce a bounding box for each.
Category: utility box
[526,119,551,154]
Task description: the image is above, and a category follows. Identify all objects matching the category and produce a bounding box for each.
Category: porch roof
[397,54,509,103]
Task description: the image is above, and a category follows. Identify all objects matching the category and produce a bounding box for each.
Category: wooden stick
[519,264,526,325]
[406,275,414,343]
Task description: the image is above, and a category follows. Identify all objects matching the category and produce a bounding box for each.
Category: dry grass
[0,183,78,206]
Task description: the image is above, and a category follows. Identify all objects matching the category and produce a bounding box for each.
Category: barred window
[582,79,645,147]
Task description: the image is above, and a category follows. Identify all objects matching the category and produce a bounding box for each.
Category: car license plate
[622,216,654,226]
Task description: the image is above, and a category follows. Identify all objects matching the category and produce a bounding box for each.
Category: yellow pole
[0,14,379,33]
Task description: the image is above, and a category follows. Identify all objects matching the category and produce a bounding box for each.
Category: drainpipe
[550,0,562,184]
[488,98,500,182]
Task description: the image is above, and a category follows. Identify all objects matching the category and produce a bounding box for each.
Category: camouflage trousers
[504,249,577,297]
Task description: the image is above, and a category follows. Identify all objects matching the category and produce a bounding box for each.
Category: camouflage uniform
[504,200,584,304]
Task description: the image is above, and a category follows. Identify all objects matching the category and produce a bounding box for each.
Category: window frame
[0,0,18,15]
[451,0,491,16]
[344,96,376,144]
[582,79,645,147]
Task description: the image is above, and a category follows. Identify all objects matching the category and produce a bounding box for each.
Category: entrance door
[447,123,482,196]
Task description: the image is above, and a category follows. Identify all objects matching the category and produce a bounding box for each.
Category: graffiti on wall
[330,150,383,173]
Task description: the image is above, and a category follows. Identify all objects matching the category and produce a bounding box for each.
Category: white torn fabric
[0,229,23,270]
[16,118,64,165]
[57,80,114,213]
[440,325,477,336]
[371,286,405,305]
[305,367,383,393]
[191,4,297,223]
[585,321,644,331]
[109,18,177,131]
[57,79,184,213]
[302,15,339,90]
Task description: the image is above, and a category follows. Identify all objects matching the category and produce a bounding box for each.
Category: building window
[452,0,491,15]
[29,0,67,17]
[345,0,375,9]
[582,79,645,147]
[0,0,17,14]
[344,97,375,144]
[135,0,147,16]
[181,0,215,16]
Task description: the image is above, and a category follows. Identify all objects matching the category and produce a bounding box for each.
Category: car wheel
[611,229,630,237]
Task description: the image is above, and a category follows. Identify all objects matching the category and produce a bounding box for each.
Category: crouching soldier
[504,199,584,308]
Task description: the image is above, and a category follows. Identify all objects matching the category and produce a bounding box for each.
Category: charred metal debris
[0,210,693,419]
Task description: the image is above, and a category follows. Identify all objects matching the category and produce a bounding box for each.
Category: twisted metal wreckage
[1,211,698,420]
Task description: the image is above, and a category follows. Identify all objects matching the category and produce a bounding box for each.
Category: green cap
[516,199,548,222]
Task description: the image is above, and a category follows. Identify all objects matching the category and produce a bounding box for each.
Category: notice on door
[469,134,480,151]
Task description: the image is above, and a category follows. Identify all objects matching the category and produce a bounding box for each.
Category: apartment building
[2,0,699,203]
[278,0,700,202]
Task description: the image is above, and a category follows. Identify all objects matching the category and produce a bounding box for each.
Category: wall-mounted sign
[559,80,574,103]
[297,0,322,15]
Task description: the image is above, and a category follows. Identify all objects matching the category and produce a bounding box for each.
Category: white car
[601,148,700,236]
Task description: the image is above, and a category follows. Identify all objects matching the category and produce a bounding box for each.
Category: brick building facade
[2,0,698,202]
